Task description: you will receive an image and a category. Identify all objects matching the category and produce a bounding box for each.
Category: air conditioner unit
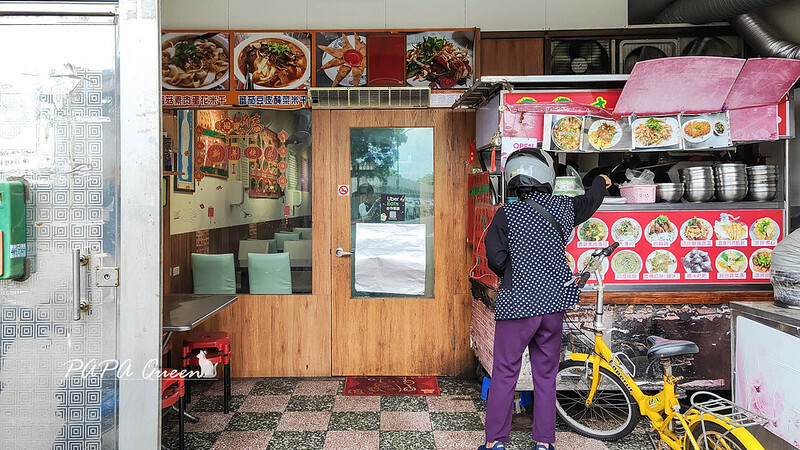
[308,87,430,109]
[679,35,743,58]
[619,39,679,74]
[549,39,615,75]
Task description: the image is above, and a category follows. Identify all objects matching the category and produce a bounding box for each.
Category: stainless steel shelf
[598,200,784,212]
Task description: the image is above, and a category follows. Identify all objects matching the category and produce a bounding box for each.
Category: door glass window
[350,128,434,298]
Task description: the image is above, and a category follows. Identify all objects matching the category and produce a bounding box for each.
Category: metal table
[163,294,238,332]
[162,294,238,425]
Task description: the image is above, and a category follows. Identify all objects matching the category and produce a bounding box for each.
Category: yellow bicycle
[556,243,768,450]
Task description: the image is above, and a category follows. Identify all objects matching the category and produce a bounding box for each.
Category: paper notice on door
[354,223,426,295]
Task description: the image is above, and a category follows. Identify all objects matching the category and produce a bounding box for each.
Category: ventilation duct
[308,87,430,109]
[654,0,800,60]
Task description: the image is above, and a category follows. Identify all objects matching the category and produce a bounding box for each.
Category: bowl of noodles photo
[577,218,608,242]
[552,116,583,151]
[587,120,622,150]
[611,250,642,275]
[632,117,679,148]
[234,34,311,90]
[682,119,712,143]
[611,218,642,244]
[646,250,677,274]
[162,33,230,90]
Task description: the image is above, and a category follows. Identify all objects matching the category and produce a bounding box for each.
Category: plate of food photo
[577,218,608,242]
[632,117,679,148]
[235,34,311,89]
[750,248,772,274]
[750,217,780,241]
[646,250,677,274]
[611,250,643,275]
[162,33,230,90]
[680,217,713,241]
[716,249,747,273]
[587,119,622,150]
[682,119,713,143]
[645,214,678,244]
[611,218,642,244]
[552,116,583,151]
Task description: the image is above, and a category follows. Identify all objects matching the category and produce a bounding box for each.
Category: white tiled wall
[161,0,628,31]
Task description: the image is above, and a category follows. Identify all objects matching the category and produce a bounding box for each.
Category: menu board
[568,209,783,285]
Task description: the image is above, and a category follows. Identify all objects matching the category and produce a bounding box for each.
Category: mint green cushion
[274,232,301,251]
[248,252,292,294]
[191,253,236,294]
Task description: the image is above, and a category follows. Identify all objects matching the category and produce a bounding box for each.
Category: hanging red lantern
[278,145,288,157]
[244,146,262,159]
[278,130,289,143]
[194,171,205,181]
[207,144,226,163]
[277,160,288,172]
[264,146,278,161]
[195,140,205,150]
[277,175,288,187]
[228,145,242,161]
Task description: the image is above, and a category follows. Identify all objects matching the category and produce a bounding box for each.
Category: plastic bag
[771,228,800,307]
[624,168,655,185]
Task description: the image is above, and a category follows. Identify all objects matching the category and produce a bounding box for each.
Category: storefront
[465,59,800,391]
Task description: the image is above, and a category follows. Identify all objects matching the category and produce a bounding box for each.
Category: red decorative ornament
[218,118,234,133]
[244,146,262,159]
[194,125,204,135]
[195,140,205,150]
[194,171,205,181]
[278,145,288,157]
[264,146,278,161]
[228,145,242,161]
[253,124,263,133]
[277,176,288,187]
[278,130,289,142]
[277,160,288,172]
[207,144,226,163]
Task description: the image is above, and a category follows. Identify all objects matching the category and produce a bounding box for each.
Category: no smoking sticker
[337,185,350,196]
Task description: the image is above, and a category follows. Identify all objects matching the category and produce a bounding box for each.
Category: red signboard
[503,90,622,110]
[568,209,782,285]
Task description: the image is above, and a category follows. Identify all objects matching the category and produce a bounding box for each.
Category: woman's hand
[600,174,612,188]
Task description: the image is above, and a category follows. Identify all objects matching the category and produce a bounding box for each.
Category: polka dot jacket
[485,177,607,320]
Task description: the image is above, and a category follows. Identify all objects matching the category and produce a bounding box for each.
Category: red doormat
[343,376,440,396]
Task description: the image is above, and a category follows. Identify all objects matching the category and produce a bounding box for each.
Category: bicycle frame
[564,257,763,450]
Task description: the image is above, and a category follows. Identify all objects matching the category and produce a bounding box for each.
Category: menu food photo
[567,209,782,284]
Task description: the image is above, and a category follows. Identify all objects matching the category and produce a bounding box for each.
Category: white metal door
[0,12,122,448]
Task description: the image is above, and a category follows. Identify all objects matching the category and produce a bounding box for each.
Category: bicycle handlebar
[568,242,619,289]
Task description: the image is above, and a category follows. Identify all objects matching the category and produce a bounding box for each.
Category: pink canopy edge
[724,58,800,110]
[614,56,745,116]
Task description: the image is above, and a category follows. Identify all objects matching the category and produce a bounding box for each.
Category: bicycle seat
[646,336,699,360]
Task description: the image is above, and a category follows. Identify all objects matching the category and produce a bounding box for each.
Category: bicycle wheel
[688,421,757,450]
[555,360,640,440]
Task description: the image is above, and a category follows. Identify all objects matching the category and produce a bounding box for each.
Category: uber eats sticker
[380,194,405,222]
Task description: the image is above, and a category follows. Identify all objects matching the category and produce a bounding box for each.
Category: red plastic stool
[162,372,186,450]
[181,331,231,413]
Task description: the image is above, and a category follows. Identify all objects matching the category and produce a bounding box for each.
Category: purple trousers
[485,311,564,444]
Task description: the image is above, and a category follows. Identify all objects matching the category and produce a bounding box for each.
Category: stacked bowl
[746,165,778,201]
[680,167,715,202]
[655,183,684,202]
[714,163,748,202]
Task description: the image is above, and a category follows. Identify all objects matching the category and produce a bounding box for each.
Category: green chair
[191,253,235,294]
[247,253,292,294]
[237,240,270,268]
[293,227,312,240]
[274,231,301,252]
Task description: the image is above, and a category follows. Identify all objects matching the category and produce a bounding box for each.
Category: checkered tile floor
[161,377,652,449]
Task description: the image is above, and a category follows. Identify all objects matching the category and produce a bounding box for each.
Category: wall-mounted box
[0,180,26,279]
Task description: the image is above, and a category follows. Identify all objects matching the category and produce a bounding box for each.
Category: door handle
[334,247,352,257]
[72,248,89,321]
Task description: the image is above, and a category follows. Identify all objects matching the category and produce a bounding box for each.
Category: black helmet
[503,147,556,193]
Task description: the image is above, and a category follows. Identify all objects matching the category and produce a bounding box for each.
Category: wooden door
[329,109,457,376]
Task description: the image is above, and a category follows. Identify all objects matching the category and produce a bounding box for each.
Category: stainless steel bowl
[747,189,777,201]
[656,183,684,202]
[715,187,748,202]
[684,188,715,202]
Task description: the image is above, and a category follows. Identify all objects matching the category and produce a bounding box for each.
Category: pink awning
[729,105,779,142]
[614,57,745,116]
[724,58,800,110]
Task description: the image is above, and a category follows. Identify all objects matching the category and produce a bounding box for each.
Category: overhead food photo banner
[162,28,478,108]
[568,209,783,285]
